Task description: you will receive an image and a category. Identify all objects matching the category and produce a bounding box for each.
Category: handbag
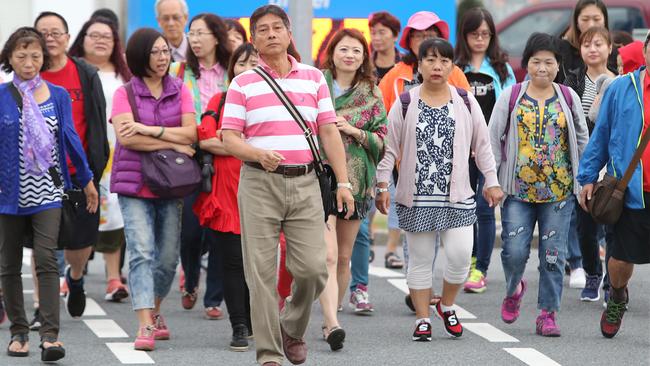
[8,83,84,248]
[125,82,201,198]
[253,66,338,220]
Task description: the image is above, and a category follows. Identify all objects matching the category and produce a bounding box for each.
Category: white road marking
[106,343,155,364]
[23,289,34,294]
[84,298,107,316]
[464,323,520,342]
[504,348,562,366]
[368,265,404,278]
[386,278,477,319]
[84,319,129,338]
[22,248,32,266]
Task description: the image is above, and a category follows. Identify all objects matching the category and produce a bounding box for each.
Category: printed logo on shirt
[69,88,84,103]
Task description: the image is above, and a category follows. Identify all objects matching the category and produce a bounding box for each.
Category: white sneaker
[569,268,587,289]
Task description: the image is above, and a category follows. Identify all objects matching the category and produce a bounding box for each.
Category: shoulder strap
[399,91,411,119]
[178,62,186,80]
[125,82,141,122]
[558,84,573,110]
[201,93,227,125]
[504,83,522,137]
[619,73,650,189]
[455,87,471,114]
[252,66,325,172]
[8,83,23,110]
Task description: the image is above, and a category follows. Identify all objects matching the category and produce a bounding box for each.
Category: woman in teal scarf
[317,28,387,351]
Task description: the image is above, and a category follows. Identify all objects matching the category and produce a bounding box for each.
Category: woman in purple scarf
[0,27,97,362]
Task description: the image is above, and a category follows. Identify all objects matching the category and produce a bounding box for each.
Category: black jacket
[70,57,109,183]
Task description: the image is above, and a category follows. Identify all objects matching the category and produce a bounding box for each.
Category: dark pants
[469,160,497,274]
[0,209,61,339]
[210,230,251,328]
[180,192,223,307]
[577,207,603,277]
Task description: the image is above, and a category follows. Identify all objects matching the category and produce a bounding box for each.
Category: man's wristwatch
[337,182,353,190]
[376,187,389,194]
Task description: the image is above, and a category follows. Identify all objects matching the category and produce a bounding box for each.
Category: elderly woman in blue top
[0,27,97,362]
[577,33,650,340]
[455,7,515,294]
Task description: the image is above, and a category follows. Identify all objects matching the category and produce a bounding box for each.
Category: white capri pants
[405,226,473,289]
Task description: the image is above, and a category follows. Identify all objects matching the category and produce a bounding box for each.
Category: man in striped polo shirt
[222,5,354,366]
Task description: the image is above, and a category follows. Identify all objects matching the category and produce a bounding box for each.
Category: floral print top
[514,93,573,202]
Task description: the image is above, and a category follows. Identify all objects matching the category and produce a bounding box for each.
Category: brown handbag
[587,103,650,225]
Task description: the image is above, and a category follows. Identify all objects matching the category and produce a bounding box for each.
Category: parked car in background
[496,0,650,81]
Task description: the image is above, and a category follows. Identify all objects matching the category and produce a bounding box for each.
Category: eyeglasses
[468,31,492,40]
[410,31,438,42]
[40,30,67,40]
[150,48,171,57]
[186,31,214,39]
[86,32,113,42]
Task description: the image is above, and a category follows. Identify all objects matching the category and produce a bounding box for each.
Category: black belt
[245,162,314,177]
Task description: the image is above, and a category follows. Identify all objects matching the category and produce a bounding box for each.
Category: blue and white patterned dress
[396,99,476,232]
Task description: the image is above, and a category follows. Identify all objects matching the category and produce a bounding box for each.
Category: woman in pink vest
[110,28,197,351]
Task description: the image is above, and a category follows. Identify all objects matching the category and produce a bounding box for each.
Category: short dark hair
[34,11,69,33]
[186,13,231,79]
[91,8,120,29]
[0,27,50,73]
[68,17,132,82]
[250,5,290,37]
[225,19,247,43]
[369,11,401,37]
[521,32,562,69]
[227,43,257,81]
[418,38,454,62]
[612,30,634,47]
[125,28,168,78]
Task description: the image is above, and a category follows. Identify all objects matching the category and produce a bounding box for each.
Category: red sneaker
[434,302,463,338]
[181,289,198,310]
[205,306,224,320]
[105,279,129,302]
[134,325,155,351]
[151,313,170,340]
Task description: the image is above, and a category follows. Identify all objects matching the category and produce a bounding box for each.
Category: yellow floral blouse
[514,94,573,202]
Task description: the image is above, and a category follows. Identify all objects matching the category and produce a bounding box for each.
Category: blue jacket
[0,81,93,215]
[577,68,647,209]
[462,57,516,100]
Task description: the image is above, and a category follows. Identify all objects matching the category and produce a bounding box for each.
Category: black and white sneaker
[29,308,42,331]
[65,266,86,318]
[412,320,432,342]
[230,324,249,352]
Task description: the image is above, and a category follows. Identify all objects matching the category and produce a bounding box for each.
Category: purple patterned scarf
[13,74,54,176]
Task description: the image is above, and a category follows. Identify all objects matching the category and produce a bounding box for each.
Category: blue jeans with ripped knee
[500,195,575,312]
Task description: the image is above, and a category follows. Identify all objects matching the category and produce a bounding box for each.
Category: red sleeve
[197,92,224,141]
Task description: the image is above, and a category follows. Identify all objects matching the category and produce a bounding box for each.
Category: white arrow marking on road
[387,278,477,319]
[83,298,107,316]
[463,323,520,342]
[504,348,562,366]
[368,265,404,278]
[106,343,155,364]
[84,319,129,338]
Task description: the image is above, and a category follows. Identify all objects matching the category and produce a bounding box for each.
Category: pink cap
[399,11,450,50]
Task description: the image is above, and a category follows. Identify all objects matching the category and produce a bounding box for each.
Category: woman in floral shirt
[317,28,387,351]
[489,33,588,337]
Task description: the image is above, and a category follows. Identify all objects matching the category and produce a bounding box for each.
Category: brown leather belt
[245,162,314,177]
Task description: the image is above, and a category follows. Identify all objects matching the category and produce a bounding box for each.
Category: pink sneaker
[151,313,170,340]
[134,325,155,351]
[501,279,527,324]
[536,310,561,337]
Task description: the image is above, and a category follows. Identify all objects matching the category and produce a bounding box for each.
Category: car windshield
[499,8,571,57]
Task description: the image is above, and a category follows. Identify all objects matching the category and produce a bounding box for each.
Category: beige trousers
[238,165,328,364]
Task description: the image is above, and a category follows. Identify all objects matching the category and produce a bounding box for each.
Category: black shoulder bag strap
[9,83,64,189]
[253,66,326,174]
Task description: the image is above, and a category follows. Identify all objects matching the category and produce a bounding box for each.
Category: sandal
[321,324,328,340]
[325,326,345,351]
[7,333,29,357]
[40,336,65,362]
[384,252,404,269]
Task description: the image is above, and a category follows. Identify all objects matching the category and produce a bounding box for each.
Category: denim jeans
[350,217,370,292]
[500,195,575,312]
[180,192,223,307]
[566,207,583,270]
[119,195,182,310]
[471,172,497,275]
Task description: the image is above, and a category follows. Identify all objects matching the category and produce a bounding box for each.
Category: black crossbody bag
[253,66,337,221]
[9,83,85,248]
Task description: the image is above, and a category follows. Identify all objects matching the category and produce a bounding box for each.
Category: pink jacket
[377,85,499,207]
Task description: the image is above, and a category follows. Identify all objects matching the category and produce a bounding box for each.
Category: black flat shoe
[325,326,345,351]
[7,333,29,357]
[40,336,65,362]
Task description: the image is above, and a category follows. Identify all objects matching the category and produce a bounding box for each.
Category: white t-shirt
[98,70,125,231]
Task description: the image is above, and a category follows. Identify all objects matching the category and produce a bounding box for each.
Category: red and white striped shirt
[221,55,337,165]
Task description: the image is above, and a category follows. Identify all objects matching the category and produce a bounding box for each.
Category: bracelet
[376,187,389,194]
[337,182,353,190]
[155,126,165,139]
